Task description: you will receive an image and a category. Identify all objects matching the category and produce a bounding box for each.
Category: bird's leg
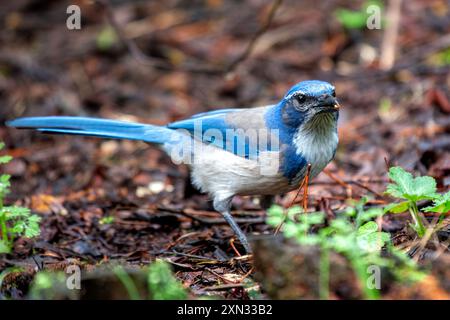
[302,163,312,212]
[221,210,251,253]
[214,197,252,254]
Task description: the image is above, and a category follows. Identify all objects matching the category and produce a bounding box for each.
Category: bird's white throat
[293,112,338,179]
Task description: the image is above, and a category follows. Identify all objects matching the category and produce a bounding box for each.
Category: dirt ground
[0,0,449,299]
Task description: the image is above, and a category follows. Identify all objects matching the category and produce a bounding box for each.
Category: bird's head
[280,80,340,127]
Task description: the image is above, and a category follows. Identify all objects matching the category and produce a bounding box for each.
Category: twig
[323,170,384,198]
[229,238,242,257]
[205,267,237,284]
[237,267,254,283]
[323,169,353,199]
[351,180,384,198]
[380,0,403,70]
[225,0,283,74]
[201,283,245,291]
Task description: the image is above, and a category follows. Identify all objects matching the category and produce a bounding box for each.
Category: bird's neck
[265,103,298,143]
[292,112,338,179]
[297,112,338,137]
[265,103,338,180]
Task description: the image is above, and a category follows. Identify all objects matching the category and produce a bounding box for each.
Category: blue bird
[7,80,340,253]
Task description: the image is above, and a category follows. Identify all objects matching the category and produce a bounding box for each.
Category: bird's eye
[332,90,336,97]
[296,94,306,103]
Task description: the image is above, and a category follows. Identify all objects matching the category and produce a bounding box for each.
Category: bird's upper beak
[318,95,341,111]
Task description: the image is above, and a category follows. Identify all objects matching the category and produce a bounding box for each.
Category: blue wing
[167,107,275,159]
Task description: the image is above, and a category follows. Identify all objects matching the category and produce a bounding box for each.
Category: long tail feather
[6,116,177,144]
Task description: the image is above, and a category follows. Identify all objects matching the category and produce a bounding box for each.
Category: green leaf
[99,216,115,225]
[267,205,284,217]
[357,221,379,235]
[96,27,118,51]
[344,206,357,217]
[386,167,415,198]
[0,239,11,253]
[331,234,356,253]
[147,260,187,300]
[0,174,10,183]
[296,234,321,246]
[287,206,302,219]
[358,232,390,252]
[334,1,384,30]
[5,206,31,219]
[386,167,437,201]
[423,191,450,213]
[24,215,41,238]
[335,9,367,30]
[357,207,384,222]
[329,218,353,234]
[299,212,325,225]
[266,215,283,227]
[283,222,300,238]
[356,221,390,253]
[266,205,285,227]
[11,220,26,234]
[0,174,11,195]
[384,201,409,213]
[0,155,12,164]
[412,176,438,200]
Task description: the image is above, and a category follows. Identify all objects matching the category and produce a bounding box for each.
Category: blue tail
[6,116,177,144]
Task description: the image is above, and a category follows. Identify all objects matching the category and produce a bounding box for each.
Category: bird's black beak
[318,95,340,112]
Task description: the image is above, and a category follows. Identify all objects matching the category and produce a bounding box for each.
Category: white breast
[292,113,338,181]
[189,143,290,201]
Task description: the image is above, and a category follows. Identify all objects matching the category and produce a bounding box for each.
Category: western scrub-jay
[7,80,340,253]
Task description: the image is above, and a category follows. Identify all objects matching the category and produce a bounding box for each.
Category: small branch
[379,0,403,70]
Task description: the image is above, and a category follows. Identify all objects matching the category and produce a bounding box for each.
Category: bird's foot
[221,210,252,254]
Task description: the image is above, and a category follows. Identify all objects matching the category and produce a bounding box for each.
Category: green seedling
[0,142,41,254]
[267,198,423,300]
[113,260,188,300]
[147,259,187,300]
[99,216,115,225]
[384,166,449,237]
[97,26,118,51]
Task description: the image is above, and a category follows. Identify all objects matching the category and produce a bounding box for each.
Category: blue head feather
[284,80,335,100]
[264,80,336,180]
